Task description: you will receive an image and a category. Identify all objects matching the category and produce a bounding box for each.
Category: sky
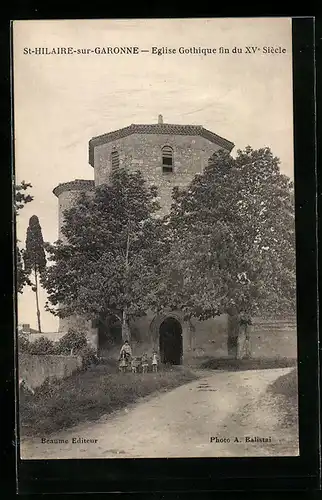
[13,18,294,332]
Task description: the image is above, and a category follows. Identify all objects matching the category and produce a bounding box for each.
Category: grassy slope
[199,356,297,371]
[19,361,198,437]
[266,367,298,428]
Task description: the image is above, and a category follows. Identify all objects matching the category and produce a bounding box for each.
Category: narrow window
[111,150,120,171]
[162,146,173,173]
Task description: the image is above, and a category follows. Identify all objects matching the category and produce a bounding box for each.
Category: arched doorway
[159,317,183,365]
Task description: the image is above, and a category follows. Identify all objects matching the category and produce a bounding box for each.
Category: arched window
[161,146,173,173]
[111,150,120,171]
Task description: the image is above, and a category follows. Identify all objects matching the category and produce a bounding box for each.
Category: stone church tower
[53,116,235,361]
[89,114,234,217]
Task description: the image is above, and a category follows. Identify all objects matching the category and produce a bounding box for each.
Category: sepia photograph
[13,17,299,460]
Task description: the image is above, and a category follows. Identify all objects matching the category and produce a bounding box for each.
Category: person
[119,350,128,373]
[141,353,149,373]
[119,340,132,361]
[152,350,159,373]
[131,356,140,373]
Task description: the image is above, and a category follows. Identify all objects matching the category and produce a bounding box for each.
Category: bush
[57,329,88,355]
[28,336,56,355]
[18,333,31,353]
[79,345,99,369]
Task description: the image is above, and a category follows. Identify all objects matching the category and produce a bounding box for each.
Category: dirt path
[20,367,299,459]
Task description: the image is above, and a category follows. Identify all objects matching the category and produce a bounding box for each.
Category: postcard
[13,17,299,461]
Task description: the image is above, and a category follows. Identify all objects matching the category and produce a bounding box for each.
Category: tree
[156,147,296,358]
[15,181,34,293]
[15,181,34,212]
[24,215,47,332]
[43,168,162,341]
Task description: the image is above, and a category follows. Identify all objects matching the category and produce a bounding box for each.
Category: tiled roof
[88,123,234,166]
[53,179,95,197]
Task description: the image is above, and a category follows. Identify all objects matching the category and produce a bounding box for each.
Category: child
[141,353,149,373]
[131,357,140,374]
[119,350,128,373]
[152,351,159,373]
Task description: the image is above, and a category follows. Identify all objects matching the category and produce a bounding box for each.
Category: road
[20,367,299,459]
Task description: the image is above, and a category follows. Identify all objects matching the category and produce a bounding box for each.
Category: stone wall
[184,317,298,360]
[19,354,83,390]
[93,133,222,216]
[250,318,298,359]
[98,313,297,361]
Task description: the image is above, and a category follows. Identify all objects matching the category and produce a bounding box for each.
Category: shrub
[18,333,31,353]
[78,345,99,369]
[57,329,88,355]
[28,336,56,355]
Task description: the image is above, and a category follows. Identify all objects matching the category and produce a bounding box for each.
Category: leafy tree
[24,215,47,332]
[15,181,34,293]
[43,168,162,341]
[17,248,29,294]
[156,147,296,358]
[15,181,34,212]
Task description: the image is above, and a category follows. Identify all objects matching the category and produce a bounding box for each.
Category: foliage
[15,181,34,293]
[57,329,88,355]
[20,363,198,437]
[17,328,96,362]
[43,168,163,340]
[24,215,47,276]
[155,146,296,324]
[17,247,31,293]
[24,215,47,332]
[15,181,34,213]
[28,336,56,355]
[18,332,31,353]
[78,345,99,368]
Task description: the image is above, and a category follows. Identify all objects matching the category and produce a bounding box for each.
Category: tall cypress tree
[24,215,47,332]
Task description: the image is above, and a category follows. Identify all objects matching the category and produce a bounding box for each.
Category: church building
[53,116,297,363]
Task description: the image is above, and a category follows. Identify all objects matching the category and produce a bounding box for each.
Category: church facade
[53,116,297,363]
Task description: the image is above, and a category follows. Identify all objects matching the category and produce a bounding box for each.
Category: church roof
[88,123,234,166]
[53,179,95,197]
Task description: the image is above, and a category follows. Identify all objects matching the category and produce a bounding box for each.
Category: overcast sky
[13,18,294,332]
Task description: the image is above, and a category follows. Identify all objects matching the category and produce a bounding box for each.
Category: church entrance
[159,317,183,365]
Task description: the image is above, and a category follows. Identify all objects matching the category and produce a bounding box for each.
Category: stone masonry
[89,119,234,217]
[52,116,297,363]
[53,117,235,358]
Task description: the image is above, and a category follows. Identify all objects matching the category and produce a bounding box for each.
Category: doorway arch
[159,317,183,365]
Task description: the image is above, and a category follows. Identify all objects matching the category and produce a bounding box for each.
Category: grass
[19,361,199,437]
[199,356,297,371]
[266,367,298,428]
